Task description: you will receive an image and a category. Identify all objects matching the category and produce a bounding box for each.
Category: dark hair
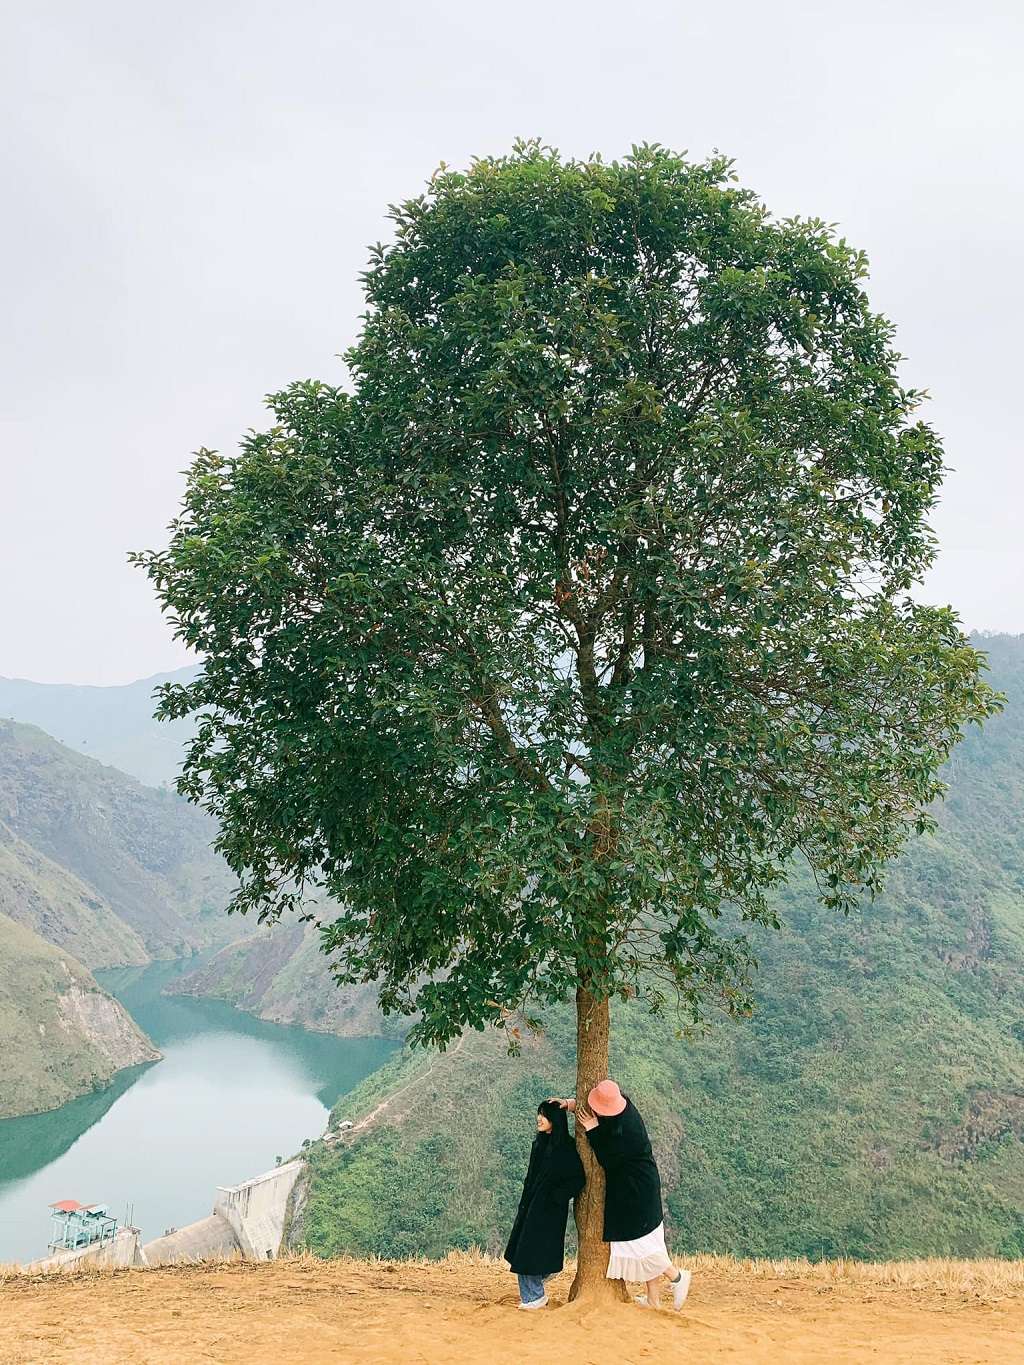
[536,1100,570,1145]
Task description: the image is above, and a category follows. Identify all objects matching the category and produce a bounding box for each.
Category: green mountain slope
[296,633,1024,1262]
[0,912,159,1119]
[0,820,148,969]
[0,666,199,789]
[0,719,239,959]
[168,920,407,1038]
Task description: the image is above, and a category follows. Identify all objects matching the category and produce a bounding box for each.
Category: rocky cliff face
[54,980,158,1071]
[0,911,159,1119]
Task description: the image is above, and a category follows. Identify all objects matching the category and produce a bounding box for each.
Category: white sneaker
[517,1296,548,1310]
[671,1268,692,1310]
[634,1294,652,1308]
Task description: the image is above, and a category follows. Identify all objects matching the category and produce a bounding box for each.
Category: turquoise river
[0,959,397,1264]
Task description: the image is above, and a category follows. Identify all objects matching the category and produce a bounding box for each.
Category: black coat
[585,1098,663,1242]
[504,1131,586,1276]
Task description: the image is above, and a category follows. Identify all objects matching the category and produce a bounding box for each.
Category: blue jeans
[517,1273,548,1304]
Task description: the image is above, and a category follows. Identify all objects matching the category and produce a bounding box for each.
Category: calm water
[0,959,397,1264]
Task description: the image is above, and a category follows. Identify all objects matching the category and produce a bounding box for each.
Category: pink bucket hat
[587,1079,626,1116]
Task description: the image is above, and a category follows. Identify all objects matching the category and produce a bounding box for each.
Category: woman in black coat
[504,1100,586,1309]
[559,1080,691,1311]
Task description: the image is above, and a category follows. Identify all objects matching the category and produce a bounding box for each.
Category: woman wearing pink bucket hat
[554,1080,691,1311]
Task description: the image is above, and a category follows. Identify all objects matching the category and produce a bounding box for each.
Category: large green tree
[136,142,999,1298]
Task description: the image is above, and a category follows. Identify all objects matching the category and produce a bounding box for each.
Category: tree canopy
[136,141,999,1053]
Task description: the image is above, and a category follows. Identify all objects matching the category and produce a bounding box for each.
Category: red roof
[49,1200,98,1213]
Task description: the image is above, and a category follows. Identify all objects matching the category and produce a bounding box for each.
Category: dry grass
[681,1251,1024,1298]
[361,1247,1024,1298]
[7,1245,1024,1300]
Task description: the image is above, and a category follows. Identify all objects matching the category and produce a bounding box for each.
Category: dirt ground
[3,1254,1024,1365]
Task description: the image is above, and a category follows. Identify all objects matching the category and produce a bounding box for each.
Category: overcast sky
[1,1,1021,685]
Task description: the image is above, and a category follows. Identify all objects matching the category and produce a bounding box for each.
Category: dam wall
[141,1213,241,1266]
[16,1162,304,1272]
[138,1160,303,1266]
[19,1226,145,1274]
[214,1160,304,1260]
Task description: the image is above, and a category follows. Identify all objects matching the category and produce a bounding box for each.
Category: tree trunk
[568,986,628,1302]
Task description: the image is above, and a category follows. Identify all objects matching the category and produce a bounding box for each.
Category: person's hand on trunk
[575,1104,598,1131]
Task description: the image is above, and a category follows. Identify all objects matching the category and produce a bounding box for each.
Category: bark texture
[568,987,628,1302]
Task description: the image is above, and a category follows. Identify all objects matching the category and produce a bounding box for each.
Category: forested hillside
[298,635,1024,1262]
[0,720,237,960]
[0,820,148,968]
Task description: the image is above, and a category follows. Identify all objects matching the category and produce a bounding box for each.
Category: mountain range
[0,716,241,1116]
[0,666,198,789]
[5,637,1024,1261]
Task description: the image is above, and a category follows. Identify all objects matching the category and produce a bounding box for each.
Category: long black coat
[585,1098,663,1242]
[504,1131,586,1276]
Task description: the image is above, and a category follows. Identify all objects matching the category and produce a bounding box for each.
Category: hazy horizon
[2,633,1021,694]
[3,1,1021,686]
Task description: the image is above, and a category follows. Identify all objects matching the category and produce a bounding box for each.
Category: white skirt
[606,1221,674,1281]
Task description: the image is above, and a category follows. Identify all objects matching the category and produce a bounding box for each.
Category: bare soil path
[3,1254,1024,1364]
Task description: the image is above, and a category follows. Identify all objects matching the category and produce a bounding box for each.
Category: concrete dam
[18,1159,306,1273]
